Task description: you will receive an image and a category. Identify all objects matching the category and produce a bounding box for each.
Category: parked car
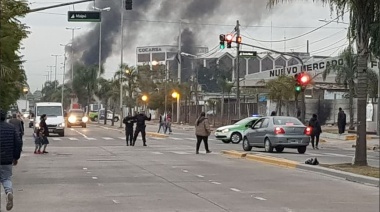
[214,116,261,144]
[66,109,88,128]
[99,109,120,122]
[242,116,311,154]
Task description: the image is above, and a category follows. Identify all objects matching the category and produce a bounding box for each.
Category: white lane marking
[323,153,349,157]
[68,137,78,141]
[230,188,241,192]
[102,137,114,140]
[83,168,88,170]
[86,138,96,140]
[52,138,61,141]
[182,170,188,173]
[186,138,197,141]
[72,128,91,139]
[172,137,182,140]
[98,183,104,187]
[306,153,325,156]
[254,197,267,201]
[197,175,204,178]
[118,137,125,140]
[172,151,191,155]
[211,182,221,185]
[92,177,98,180]
[112,200,120,204]
[152,152,163,155]
[86,172,91,174]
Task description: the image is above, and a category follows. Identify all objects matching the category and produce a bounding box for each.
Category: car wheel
[275,147,284,153]
[222,140,230,144]
[230,132,242,144]
[242,137,252,151]
[264,138,274,153]
[297,146,307,154]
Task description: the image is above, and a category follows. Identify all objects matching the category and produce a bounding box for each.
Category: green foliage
[0,0,29,110]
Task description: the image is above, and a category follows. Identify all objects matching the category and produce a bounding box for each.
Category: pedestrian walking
[337,108,346,134]
[194,112,211,154]
[308,114,322,149]
[0,109,22,211]
[123,113,135,146]
[157,113,165,133]
[38,114,50,154]
[8,113,24,151]
[132,111,152,146]
[164,113,172,134]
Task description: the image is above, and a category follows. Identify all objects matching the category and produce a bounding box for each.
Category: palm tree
[268,0,380,167]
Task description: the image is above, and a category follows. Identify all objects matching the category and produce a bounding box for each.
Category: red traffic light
[300,74,310,84]
[236,36,242,44]
[226,34,233,41]
[296,72,311,86]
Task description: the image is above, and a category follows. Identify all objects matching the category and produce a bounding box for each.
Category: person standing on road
[9,113,24,152]
[164,114,172,134]
[132,111,152,146]
[0,109,22,211]
[195,112,211,154]
[308,114,322,149]
[337,108,346,134]
[157,113,165,133]
[123,113,135,146]
[38,114,50,154]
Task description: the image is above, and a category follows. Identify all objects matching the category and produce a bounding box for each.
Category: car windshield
[273,117,303,126]
[37,106,62,117]
[70,111,84,116]
[234,118,255,125]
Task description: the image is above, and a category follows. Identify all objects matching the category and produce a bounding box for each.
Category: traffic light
[125,0,132,10]
[219,34,225,49]
[236,36,242,44]
[294,72,311,92]
[226,34,233,48]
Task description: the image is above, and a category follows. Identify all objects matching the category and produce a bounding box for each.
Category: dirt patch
[321,163,380,178]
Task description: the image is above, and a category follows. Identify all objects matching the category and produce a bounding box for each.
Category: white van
[34,102,65,136]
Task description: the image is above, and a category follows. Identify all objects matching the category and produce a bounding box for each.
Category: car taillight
[304,127,312,135]
[274,127,285,134]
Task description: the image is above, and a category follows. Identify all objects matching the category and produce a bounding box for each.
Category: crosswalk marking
[86,137,96,140]
[152,152,163,155]
[118,137,125,140]
[171,151,192,155]
[172,137,182,141]
[102,137,114,140]
[52,138,61,141]
[68,137,78,141]
[186,138,197,141]
[322,153,349,157]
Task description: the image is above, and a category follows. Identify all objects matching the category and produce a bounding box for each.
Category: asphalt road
[6,124,379,212]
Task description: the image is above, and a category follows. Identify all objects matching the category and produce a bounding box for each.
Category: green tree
[268,0,380,166]
[0,0,29,110]
[323,47,378,130]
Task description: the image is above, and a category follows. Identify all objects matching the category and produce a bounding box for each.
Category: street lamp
[172,91,180,123]
[23,87,29,112]
[66,27,81,109]
[93,6,111,79]
[142,95,148,111]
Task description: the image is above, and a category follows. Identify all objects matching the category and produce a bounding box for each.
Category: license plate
[288,139,300,143]
[49,129,54,133]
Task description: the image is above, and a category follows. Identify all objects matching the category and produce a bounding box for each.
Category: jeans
[0,165,13,194]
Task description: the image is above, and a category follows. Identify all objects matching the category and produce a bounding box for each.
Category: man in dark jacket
[9,113,24,151]
[132,111,152,146]
[0,109,22,211]
[337,108,346,134]
[308,114,322,149]
[123,113,135,146]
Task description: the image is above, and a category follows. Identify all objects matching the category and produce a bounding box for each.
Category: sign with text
[68,11,101,22]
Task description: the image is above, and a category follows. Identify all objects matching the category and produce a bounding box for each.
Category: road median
[221,150,247,158]
[245,154,298,168]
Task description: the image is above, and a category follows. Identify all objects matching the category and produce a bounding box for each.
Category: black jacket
[123,116,135,129]
[0,121,22,165]
[134,114,151,128]
[39,119,49,137]
[308,117,322,136]
[338,111,346,126]
[9,118,24,136]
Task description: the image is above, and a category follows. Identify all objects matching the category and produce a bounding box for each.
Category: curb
[221,150,247,158]
[221,150,379,187]
[296,164,379,187]
[245,154,298,168]
[322,133,378,141]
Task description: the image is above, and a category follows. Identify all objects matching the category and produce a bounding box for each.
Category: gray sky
[21,0,350,92]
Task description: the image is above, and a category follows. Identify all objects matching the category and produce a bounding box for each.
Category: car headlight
[82,116,88,123]
[68,116,76,123]
[222,129,229,133]
[58,122,65,127]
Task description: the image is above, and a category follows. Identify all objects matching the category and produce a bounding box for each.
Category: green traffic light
[220,44,225,49]
[295,86,301,92]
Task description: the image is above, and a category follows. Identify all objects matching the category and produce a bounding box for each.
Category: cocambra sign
[269,58,344,78]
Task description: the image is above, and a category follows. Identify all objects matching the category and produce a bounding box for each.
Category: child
[34,128,42,154]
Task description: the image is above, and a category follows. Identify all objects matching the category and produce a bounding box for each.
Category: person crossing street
[123,113,135,146]
[132,111,152,146]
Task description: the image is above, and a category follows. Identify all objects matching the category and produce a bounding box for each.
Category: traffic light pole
[235,20,241,120]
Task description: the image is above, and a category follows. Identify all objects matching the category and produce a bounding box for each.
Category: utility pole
[66,27,81,109]
[51,54,62,90]
[178,20,182,83]
[47,65,54,82]
[119,0,124,128]
[61,55,66,106]
[235,20,241,119]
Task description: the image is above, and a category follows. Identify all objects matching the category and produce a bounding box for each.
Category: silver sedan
[242,116,311,154]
